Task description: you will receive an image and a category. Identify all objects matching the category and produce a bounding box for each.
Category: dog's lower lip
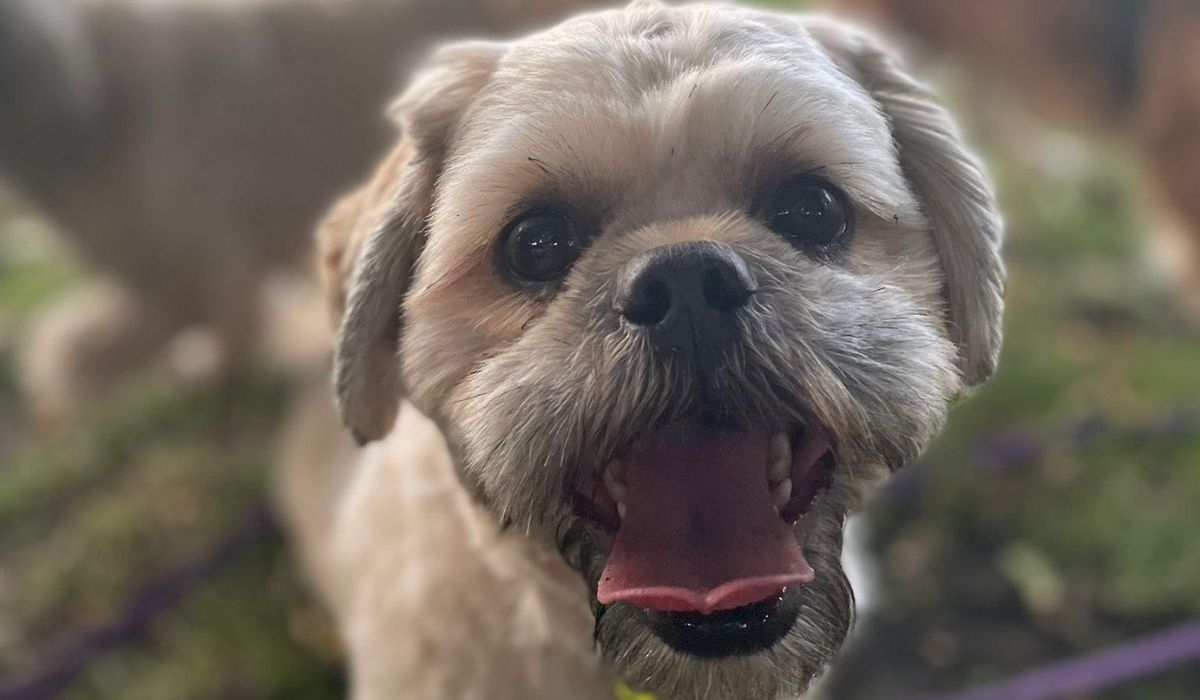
[639,589,801,658]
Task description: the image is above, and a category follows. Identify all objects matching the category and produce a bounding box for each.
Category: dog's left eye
[765,176,851,251]
[502,210,582,282]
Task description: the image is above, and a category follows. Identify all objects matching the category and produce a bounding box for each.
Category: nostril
[623,278,672,326]
[702,265,752,312]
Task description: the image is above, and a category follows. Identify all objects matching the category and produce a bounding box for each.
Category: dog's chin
[574,490,852,700]
[568,413,845,670]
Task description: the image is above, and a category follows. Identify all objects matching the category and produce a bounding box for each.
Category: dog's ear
[807,20,1005,389]
[324,42,504,444]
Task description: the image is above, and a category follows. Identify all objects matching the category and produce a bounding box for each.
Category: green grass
[0,372,343,698]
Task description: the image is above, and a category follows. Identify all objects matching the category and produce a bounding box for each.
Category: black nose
[615,241,757,358]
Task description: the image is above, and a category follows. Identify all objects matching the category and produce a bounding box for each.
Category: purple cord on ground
[906,618,1200,700]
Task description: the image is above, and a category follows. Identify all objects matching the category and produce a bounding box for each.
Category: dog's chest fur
[285,396,615,699]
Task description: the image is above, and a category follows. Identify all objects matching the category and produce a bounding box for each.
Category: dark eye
[765,176,851,250]
[502,210,582,282]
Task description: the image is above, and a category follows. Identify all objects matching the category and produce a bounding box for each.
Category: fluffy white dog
[280,2,1004,698]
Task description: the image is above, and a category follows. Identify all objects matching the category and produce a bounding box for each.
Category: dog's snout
[616,241,756,357]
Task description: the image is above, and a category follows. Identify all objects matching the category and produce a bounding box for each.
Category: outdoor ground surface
[2,51,1199,700]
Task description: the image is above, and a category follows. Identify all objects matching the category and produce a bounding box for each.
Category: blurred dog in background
[835,0,1200,316]
[0,0,601,427]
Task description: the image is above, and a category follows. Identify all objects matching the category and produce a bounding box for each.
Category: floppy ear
[324,42,504,444]
[806,19,1006,389]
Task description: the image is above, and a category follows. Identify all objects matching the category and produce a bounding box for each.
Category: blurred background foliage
[2,2,1200,698]
[0,206,343,697]
[827,138,1200,698]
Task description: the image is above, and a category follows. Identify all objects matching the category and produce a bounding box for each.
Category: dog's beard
[430,246,959,698]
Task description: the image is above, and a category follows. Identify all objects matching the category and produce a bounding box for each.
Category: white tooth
[617,502,627,519]
[771,478,793,510]
[602,462,627,504]
[768,433,792,483]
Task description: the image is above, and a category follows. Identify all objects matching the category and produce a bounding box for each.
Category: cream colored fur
[280,3,1003,698]
[280,389,614,699]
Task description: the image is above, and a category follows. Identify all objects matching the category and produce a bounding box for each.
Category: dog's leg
[1143,154,1200,322]
[1139,1,1200,321]
[16,241,271,431]
[18,283,183,429]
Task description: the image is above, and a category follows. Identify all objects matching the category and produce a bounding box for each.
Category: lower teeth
[771,479,792,510]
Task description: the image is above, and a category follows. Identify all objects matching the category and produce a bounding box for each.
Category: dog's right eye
[502,210,582,282]
[764,175,852,254]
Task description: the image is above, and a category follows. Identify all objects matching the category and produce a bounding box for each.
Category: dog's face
[322,2,1003,697]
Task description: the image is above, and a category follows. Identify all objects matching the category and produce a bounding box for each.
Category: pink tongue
[596,423,813,614]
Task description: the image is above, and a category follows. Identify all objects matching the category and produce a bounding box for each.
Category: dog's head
[320,2,1002,697]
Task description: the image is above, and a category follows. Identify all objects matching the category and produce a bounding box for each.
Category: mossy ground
[0,209,343,698]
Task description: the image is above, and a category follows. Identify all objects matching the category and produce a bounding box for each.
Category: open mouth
[573,415,836,653]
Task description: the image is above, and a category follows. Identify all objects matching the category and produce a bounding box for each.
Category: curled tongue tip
[599,570,815,614]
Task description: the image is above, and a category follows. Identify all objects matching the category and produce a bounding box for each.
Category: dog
[832,0,1200,317]
[278,2,1005,697]
[0,0,601,427]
